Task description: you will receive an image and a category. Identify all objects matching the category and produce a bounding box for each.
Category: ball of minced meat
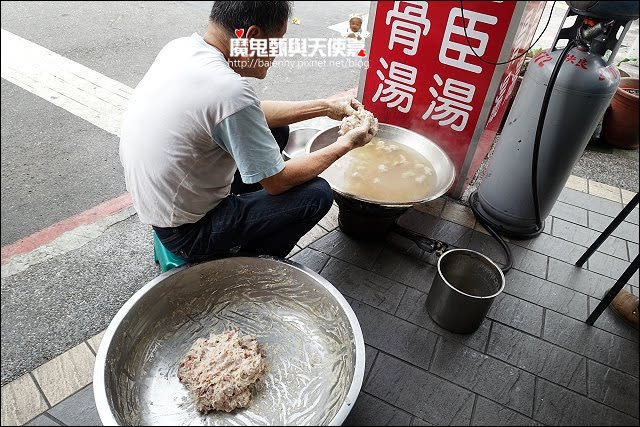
[339,105,379,136]
[178,330,266,413]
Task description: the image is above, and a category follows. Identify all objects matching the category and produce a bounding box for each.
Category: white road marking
[1,28,133,136]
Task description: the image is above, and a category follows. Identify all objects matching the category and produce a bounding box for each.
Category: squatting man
[120,1,376,261]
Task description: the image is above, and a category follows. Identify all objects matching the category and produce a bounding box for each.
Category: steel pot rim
[284,127,322,159]
[436,248,506,300]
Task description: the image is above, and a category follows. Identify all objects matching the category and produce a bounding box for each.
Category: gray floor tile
[468,232,548,280]
[514,232,586,265]
[534,378,638,426]
[32,342,95,407]
[289,247,329,273]
[397,209,474,248]
[25,414,63,426]
[588,297,639,343]
[630,208,640,226]
[545,216,553,235]
[487,293,544,336]
[628,241,639,259]
[487,323,587,394]
[588,211,639,244]
[1,373,49,426]
[321,257,406,314]
[504,270,588,320]
[349,300,439,370]
[558,188,626,220]
[552,217,629,260]
[343,393,413,426]
[364,345,378,383]
[588,251,639,285]
[297,224,327,249]
[287,245,301,257]
[372,247,437,294]
[409,416,433,425]
[550,200,589,226]
[394,287,491,352]
[310,229,383,270]
[365,353,475,425]
[48,385,101,426]
[543,310,639,377]
[472,396,541,426]
[547,258,615,299]
[383,231,440,266]
[587,360,639,418]
[317,203,339,232]
[429,339,535,415]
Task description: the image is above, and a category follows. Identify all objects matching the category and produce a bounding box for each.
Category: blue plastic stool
[153,231,187,272]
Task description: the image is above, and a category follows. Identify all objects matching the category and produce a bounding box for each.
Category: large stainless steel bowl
[306,123,456,207]
[93,257,365,426]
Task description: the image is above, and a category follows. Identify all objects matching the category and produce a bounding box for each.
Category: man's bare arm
[261,97,358,128]
[260,118,374,195]
[260,100,327,128]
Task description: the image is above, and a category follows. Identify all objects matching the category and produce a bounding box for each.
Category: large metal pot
[306,124,456,237]
[94,257,365,426]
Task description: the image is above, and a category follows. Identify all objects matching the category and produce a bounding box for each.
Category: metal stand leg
[586,255,639,325]
[575,194,639,267]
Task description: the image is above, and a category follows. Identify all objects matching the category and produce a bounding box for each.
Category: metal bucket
[426,249,505,334]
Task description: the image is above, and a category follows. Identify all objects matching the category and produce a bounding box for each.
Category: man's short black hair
[209,1,293,35]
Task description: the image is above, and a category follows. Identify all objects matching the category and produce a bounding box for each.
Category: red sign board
[361,1,545,195]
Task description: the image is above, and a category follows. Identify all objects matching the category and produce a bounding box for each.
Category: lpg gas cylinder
[475,46,620,237]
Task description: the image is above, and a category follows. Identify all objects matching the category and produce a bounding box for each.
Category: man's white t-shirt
[119,33,284,227]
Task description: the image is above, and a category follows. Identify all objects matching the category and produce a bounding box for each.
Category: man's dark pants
[153,126,333,261]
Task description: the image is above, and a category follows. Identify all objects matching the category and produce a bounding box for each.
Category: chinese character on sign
[439,7,497,73]
[230,38,249,57]
[533,51,552,67]
[385,1,430,56]
[423,74,476,132]
[564,54,577,64]
[372,58,417,113]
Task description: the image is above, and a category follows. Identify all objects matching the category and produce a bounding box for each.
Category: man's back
[119,33,258,227]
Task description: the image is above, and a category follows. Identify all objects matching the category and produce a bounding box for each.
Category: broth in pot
[321,137,436,204]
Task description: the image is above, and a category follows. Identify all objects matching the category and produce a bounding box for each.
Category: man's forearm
[260,138,351,195]
[261,100,328,128]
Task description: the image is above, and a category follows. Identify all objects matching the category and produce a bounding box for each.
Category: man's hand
[325,96,361,121]
[338,116,375,150]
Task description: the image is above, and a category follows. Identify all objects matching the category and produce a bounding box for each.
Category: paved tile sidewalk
[4,180,639,426]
